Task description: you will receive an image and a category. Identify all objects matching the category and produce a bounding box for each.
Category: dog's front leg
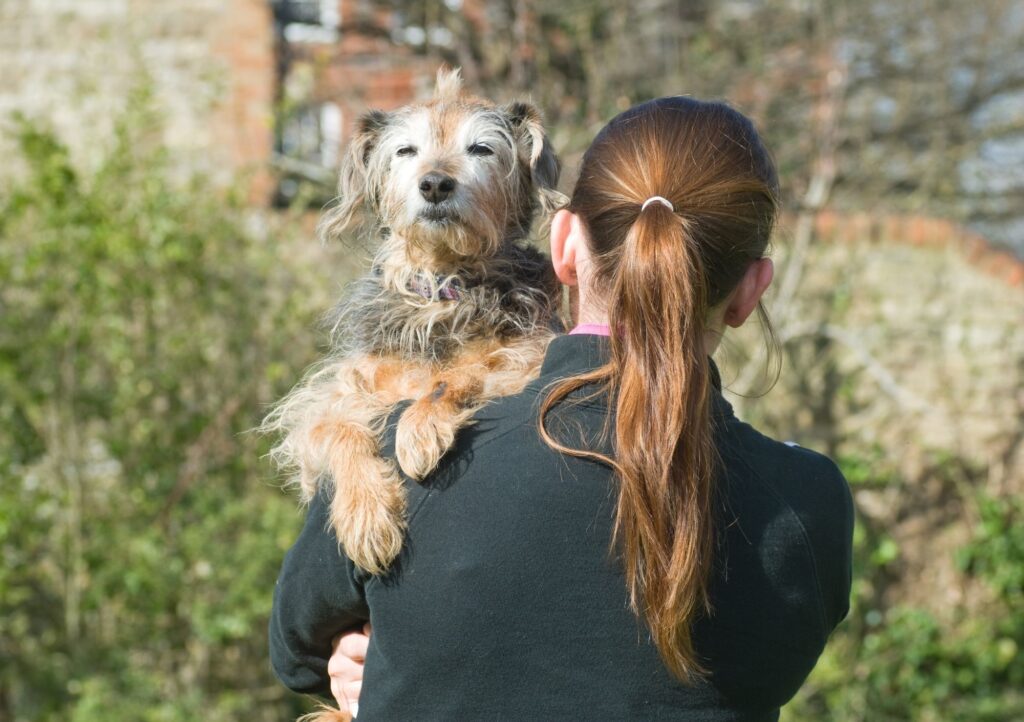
[314,359,436,573]
[311,409,408,574]
[297,359,421,574]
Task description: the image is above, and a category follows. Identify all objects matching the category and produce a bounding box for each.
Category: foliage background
[1,1,1023,721]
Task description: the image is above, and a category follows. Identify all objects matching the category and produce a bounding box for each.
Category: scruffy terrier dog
[263,69,564,584]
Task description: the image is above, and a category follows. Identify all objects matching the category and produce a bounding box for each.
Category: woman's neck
[570,297,726,355]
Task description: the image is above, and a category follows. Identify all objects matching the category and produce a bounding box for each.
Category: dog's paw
[337,494,407,574]
[394,400,457,481]
[329,458,408,575]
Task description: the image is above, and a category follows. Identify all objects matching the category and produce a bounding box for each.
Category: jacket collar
[537,333,735,419]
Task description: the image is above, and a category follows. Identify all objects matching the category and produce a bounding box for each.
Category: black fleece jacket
[269,333,854,721]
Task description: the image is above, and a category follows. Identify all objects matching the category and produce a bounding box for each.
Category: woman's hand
[329,623,371,715]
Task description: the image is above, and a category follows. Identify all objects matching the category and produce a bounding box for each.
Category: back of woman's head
[573,96,778,300]
[541,97,779,682]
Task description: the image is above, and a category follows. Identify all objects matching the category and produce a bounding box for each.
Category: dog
[262,68,565,587]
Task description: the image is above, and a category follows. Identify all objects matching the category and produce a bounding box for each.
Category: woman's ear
[723,258,774,328]
[550,209,579,287]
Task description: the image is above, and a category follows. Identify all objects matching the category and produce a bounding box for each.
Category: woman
[270,96,854,721]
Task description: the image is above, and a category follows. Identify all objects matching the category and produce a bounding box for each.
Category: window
[274,102,343,204]
[271,0,340,43]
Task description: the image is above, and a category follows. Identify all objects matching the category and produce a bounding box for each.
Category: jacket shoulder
[719,419,855,635]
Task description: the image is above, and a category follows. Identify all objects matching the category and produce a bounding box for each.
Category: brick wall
[804,210,1024,287]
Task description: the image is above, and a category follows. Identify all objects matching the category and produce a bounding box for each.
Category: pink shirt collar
[568,323,611,336]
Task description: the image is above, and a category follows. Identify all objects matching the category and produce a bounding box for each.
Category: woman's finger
[330,679,361,715]
[329,668,362,707]
[338,630,370,662]
[330,674,346,709]
[328,653,364,681]
[328,626,370,711]
[343,680,362,703]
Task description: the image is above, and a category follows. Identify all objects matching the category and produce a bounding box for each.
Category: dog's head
[320,68,562,265]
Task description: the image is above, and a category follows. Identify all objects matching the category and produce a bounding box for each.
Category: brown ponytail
[540,97,779,682]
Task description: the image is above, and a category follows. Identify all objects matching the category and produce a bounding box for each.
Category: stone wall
[0,0,275,198]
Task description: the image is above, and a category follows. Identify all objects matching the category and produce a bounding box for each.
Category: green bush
[784,479,1024,722]
[0,93,323,721]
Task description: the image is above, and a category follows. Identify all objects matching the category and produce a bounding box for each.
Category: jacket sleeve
[269,487,370,696]
[791,447,855,635]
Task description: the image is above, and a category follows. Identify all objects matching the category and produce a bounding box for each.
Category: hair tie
[641,196,674,213]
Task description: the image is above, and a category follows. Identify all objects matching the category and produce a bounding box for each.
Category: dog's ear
[318,109,390,243]
[504,101,567,216]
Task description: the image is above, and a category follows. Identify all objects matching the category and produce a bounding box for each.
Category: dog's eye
[396,146,418,157]
[467,144,493,157]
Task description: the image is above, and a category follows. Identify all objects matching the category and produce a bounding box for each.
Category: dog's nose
[419,173,456,204]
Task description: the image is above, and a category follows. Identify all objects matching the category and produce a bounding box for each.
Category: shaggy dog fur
[262,68,565,605]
